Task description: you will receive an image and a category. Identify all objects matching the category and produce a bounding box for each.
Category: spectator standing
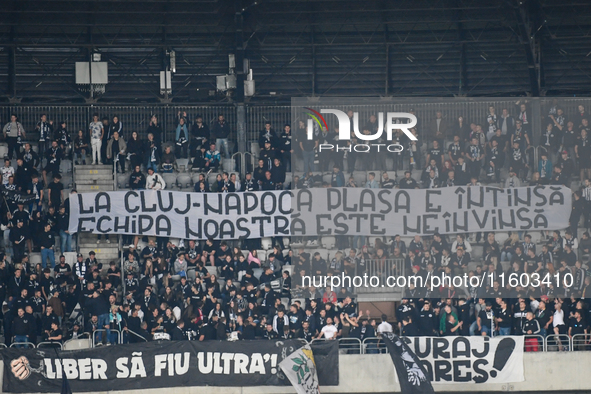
[3,114,25,160]
[89,114,104,165]
[211,114,230,159]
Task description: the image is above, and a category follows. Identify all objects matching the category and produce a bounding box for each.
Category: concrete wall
[0,352,587,393]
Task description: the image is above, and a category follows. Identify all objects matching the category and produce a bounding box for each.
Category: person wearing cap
[504,168,522,188]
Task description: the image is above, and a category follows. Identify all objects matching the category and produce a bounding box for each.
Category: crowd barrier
[6,334,590,353]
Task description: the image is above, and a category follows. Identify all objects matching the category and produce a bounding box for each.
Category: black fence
[2,98,591,146]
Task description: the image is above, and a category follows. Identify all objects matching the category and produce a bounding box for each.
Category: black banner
[0,340,338,393]
[1,189,37,205]
[382,333,434,394]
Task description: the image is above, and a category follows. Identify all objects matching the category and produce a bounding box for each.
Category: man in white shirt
[1,158,14,185]
[377,314,393,337]
[89,114,104,165]
[146,168,166,190]
[319,317,338,340]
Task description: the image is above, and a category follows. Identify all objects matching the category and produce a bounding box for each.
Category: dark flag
[382,332,434,394]
[61,374,72,394]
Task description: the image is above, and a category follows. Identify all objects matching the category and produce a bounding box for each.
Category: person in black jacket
[129,166,146,190]
[39,223,56,270]
[12,308,32,346]
[241,172,258,192]
[9,220,27,264]
[211,114,231,158]
[190,115,209,155]
[270,158,286,190]
[170,320,186,341]
[127,131,144,170]
[146,115,162,149]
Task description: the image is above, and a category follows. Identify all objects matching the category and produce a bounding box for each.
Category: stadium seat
[284,173,292,188]
[322,173,332,185]
[30,253,41,267]
[257,250,268,261]
[0,144,8,158]
[322,236,336,249]
[250,142,260,156]
[61,174,73,188]
[177,158,189,172]
[206,266,218,276]
[117,173,129,189]
[252,268,264,279]
[221,159,234,172]
[176,174,192,189]
[162,173,177,190]
[60,160,73,173]
[261,237,273,250]
[63,338,92,350]
[208,172,220,186]
[352,171,366,186]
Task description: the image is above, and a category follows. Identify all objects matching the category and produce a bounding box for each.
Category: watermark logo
[304,108,417,153]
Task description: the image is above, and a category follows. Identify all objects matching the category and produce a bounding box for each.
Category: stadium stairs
[73,163,119,264]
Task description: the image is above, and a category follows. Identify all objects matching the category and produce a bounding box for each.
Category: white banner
[68,190,291,240]
[294,185,571,236]
[394,336,525,385]
[68,186,571,239]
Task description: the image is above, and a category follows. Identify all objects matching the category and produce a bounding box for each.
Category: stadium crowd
[0,101,591,350]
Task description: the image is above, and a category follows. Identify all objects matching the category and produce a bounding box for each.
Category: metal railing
[37,341,63,350]
[10,342,35,349]
[126,329,149,343]
[92,329,121,347]
[545,333,571,351]
[357,258,405,294]
[571,333,590,351]
[362,337,385,354]
[335,337,363,354]
[9,98,591,153]
[523,335,546,352]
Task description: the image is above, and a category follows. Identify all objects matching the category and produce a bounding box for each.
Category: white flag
[279,345,320,394]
